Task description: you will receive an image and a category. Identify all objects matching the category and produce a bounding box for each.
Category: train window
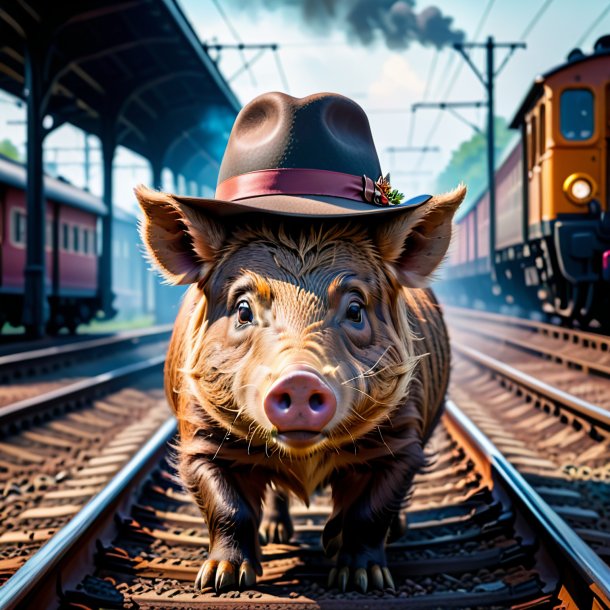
[11,209,26,245]
[560,89,594,140]
[73,225,79,253]
[539,103,546,157]
[83,229,89,255]
[62,223,70,251]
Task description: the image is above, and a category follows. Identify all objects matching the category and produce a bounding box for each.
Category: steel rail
[444,400,610,608]
[444,306,610,360]
[0,324,172,379]
[0,416,177,610]
[0,354,166,429]
[443,305,607,340]
[451,341,610,431]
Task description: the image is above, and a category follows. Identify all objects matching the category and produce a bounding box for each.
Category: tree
[0,138,21,162]
[436,116,512,197]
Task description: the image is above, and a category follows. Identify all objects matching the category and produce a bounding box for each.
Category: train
[0,154,159,333]
[437,36,610,329]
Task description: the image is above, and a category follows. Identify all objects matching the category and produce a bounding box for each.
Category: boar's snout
[264,367,337,437]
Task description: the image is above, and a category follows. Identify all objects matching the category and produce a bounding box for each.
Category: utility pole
[453,36,525,280]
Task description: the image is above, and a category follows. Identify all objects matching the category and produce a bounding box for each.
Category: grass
[78,314,156,334]
[1,315,157,337]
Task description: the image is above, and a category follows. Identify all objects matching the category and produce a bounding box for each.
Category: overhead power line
[519,0,554,40]
[576,1,610,47]
[210,0,256,86]
[415,0,497,169]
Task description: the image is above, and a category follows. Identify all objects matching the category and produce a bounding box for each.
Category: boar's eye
[236,300,254,325]
[345,300,363,324]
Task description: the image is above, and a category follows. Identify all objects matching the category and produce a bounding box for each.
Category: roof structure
[0,154,108,215]
[0,0,239,177]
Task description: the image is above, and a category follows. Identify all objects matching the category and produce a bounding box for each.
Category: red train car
[0,155,107,332]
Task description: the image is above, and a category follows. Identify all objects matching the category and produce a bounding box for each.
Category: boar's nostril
[278,393,291,410]
[309,393,324,412]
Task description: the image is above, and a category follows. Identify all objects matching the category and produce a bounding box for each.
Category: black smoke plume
[232,0,464,50]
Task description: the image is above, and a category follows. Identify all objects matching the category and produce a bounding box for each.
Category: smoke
[233,0,464,50]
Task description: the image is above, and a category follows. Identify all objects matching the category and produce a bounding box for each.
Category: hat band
[216,168,392,207]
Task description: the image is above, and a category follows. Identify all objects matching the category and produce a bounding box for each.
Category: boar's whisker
[246,422,264,455]
[212,429,230,461]
[211,408,243,461]
[338,422,358,454]
[377,426,395,457]
[341,347,391,385]
[343,383,389,406]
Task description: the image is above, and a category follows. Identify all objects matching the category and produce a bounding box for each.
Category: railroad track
[0,325,171,407]
[443,305,610,379]
[443,306,610,569]
[0,351,168,593]
[1,399,608,609]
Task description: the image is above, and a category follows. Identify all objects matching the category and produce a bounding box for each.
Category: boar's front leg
[325,456,418,593]
[259,487,294,544]
[181,456,267,591]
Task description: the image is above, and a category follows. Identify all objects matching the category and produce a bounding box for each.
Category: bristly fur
[137,182,465,577]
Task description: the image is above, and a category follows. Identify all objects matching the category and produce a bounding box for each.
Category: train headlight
[563,173,596,204]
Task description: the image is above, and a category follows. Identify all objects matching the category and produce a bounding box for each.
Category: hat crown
[218,92,382,186]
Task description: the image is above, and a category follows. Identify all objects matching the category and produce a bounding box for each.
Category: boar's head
[137,185,464,466]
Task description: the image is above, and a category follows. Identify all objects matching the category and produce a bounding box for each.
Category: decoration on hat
[362,173,405,207]
[376,173,405,206]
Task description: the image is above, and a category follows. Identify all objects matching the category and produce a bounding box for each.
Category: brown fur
[137,184,465,584]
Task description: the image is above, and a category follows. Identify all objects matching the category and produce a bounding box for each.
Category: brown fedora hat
[173,92,431,217]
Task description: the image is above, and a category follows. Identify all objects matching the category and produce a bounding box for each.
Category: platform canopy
[0,0,240,177]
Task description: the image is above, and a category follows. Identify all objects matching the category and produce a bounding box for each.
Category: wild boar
[137,91,464,594]
[136,182,465,594]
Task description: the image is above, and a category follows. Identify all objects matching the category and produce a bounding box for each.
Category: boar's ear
[135,185,225,285]
[374,184,466,288]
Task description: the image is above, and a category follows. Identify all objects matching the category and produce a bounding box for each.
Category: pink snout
[263,370,337,432]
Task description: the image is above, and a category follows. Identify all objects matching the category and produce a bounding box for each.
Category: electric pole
[453,36,525,280]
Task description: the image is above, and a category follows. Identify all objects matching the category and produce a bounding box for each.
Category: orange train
[438,36,610,328]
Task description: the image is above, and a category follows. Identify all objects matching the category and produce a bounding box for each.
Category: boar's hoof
[259,518,293,545]
[327,563,395,593]
[195,558,257,592]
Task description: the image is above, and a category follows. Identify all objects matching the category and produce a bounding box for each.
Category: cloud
[368,54,425,101]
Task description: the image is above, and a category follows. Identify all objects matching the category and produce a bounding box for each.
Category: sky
[1,0,610,212]
[180,0,610,196]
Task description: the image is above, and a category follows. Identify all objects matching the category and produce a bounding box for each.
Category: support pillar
[485,36,497,282]
[99,118,116,318]
[23,41,48,338]
[147,157,164,319]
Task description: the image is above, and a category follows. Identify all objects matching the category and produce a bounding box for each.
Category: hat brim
[171,193,432,218]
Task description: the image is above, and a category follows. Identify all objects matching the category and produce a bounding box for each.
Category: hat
[174,92,431,217]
